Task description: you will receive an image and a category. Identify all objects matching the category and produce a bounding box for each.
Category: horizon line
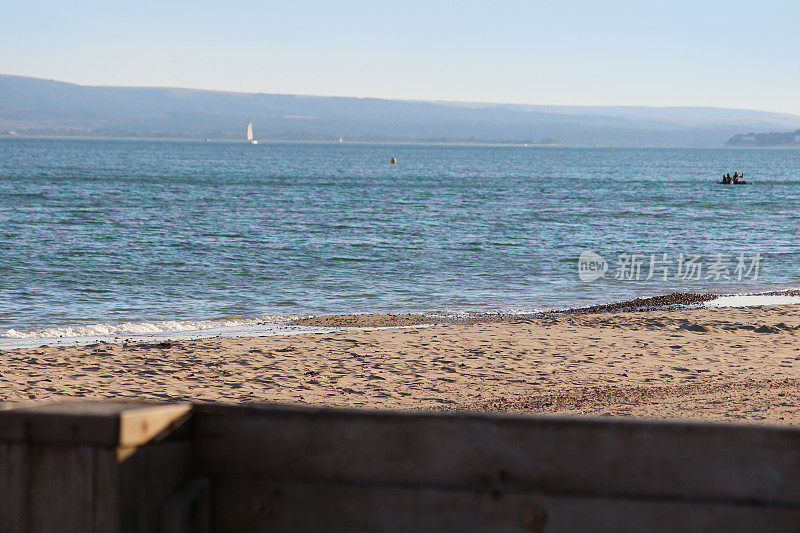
[3,72,799,119]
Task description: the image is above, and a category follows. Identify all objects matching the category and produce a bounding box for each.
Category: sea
[1,138,799,347]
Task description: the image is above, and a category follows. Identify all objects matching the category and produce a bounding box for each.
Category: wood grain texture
[194,405,800,505]
[6,401,800,532]
[26,445,115,533]
[210,479,800,533]
[159,477,211,533]
[119,441,194,533]
[0,443,26,533]
[0,401,192,533]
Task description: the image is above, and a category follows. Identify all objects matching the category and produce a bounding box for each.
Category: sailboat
[246,121,258,145]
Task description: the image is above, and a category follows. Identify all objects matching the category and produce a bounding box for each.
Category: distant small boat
[247,121,258,145]
[339,137,343,143]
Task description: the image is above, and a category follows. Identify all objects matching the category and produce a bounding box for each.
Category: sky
[2,0,799,114]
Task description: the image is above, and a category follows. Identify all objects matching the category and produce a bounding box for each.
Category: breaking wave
[1,315,294,339]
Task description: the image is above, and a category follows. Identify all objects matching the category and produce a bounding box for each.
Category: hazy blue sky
[2,1,799,113]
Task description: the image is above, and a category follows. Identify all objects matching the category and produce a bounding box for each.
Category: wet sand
[4,304,800,425]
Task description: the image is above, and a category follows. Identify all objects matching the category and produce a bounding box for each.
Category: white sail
[246,121,254,141]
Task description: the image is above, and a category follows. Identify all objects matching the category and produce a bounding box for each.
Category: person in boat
[723,173,731,184]
[734,172,743,184]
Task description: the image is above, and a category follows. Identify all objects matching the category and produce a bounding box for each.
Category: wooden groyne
[2,401,800,532]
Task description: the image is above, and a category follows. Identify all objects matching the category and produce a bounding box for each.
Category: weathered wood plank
[0,401,192,533]
[0,401,191,447]
[6,401,800,531]
[194,405,800,505]
[0,443,26,533]
[0,442,120,533]
[210,479,800,533]
[93,447,121,533]
[159,478,211,533]
[118,405,192,448]
[27,445,100,532]
[119,441,194,533]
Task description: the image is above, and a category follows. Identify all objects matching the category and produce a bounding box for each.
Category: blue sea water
[1,138,799,340]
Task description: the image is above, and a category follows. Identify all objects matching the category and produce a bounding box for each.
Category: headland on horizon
[3,74,800,146]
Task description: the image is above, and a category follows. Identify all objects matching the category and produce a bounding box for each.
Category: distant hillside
[2,74,800,146]
[727,129,800,147]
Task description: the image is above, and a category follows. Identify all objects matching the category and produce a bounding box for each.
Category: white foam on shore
[7,292,800,350]
[0,316,332,349]
[705,294,800,308]
[0,322,336,350]
[1,315,298,340]
[0,315,438,350]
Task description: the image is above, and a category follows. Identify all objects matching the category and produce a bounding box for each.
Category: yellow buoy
[390,157,397,164]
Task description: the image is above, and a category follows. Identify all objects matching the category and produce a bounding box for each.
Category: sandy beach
[3,303,800,425]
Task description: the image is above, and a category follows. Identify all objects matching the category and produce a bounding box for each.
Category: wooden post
[0,401,200,533]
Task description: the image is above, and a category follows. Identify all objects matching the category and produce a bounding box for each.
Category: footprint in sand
[681,324,709,333]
